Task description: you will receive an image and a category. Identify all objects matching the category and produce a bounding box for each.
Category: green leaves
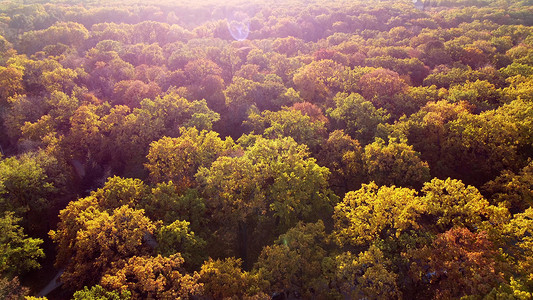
[255,221,329,298]
[328,92,389,145]
[0,212,44,277]
[245,107,327,152]
[504,208,533,281]
[72,285,131,300]
[156,220,206,270]
[196,136,334,262]
[0,152,56,218]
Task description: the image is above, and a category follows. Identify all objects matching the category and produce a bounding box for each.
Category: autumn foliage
[0,0,532,298]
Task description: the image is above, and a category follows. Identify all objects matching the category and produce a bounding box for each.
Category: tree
[145,127,234,189]
[385,85,441,118]
[89,176,151,210]
[0,212,44,277]
[89,23,133,44]
[183,58,225,110]
[246,49,268,70]
[290,102,328,124]
[363,137,430,189]
[443,99,533,186]
[268,53,303,84]
[482,278,532,300]
[101,254,201,300]
[420,178,507,234]
[20,91,80,145]
[292,59,346,106]
[3,94,48,145]
[112,80,161,107]
[334,245,401,300]
[140,92,220,134]
[245,107,327,153]
[156,220,206,270]
[19,22,89,54]
[423,65,477,89]
[255,221,332,298]
[333,177,506,250]
[0,276,29,300]
[235,64,264,82]
[504,208,533,282]
[333,182,422,249]
[50,204,155,289]
[483,160,533,214]
[400,100,471,180]
[196,137,334,265]
[223,75,290,135]
[0,66,23,104]
[272,36,305,55]
[460,46,490,69]
[0,34,13,57]
[72,285,131,300]
[223,76,262,130]
[447,80,504,112]
[0,152,57,231]
[328,92,390,145]
[407,228,504,299]
[503,74,533,102]
[65,104,106,167]
[358,68,408,108]
[199,257,267,299]
[102,93,220,176]
[85,51,134,98]
[131,21,171,44]
[144,183,206,231]
[316,130,364,195]
[42,66,79,94]
[121,43,165,66]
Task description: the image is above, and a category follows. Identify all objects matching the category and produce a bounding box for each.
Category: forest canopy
[0,0,532,298]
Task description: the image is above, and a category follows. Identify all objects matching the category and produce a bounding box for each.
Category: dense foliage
[0,0,532,298]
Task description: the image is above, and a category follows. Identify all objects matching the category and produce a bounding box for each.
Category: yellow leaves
[334,245,400,300]
[0,65,24,102]
[422,178,490,230]
[245,107,327,152]
[333,182,421,247]
[292,59,346,104]
[334,178,508,249]
[363,137,431,189]
[42,67,78,93]
[199,257,266,299]
[51,201,155,289]
[102,254,202,299]
[145,127,233,188]
[92,176,150,210]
